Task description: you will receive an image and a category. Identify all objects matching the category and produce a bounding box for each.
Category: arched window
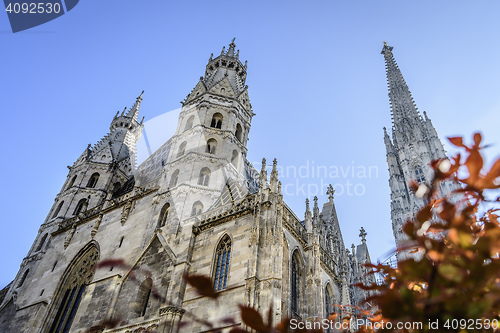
[137,278,152,317]
[73,199,88,215]
[36,234,48,252]
[17,269,29,288]
[415,165,426,183]
[184,115,194,131]
[112,182,121,194]
[231,150,238,166]
[213,235,231,291]
[325,284,334,317]
[169,170,179,187]
[210,113,223,129]
[291,251,301,314]
[67,175,77,189]
[47,245,98,333]
[206,138,217,154]
[87,173,100,188]
[157,203,170,228]
[52,201,64,218]
[177,141,187,158]
[198,168,211,186]
[191,201,204,217]
[235,124,243,142]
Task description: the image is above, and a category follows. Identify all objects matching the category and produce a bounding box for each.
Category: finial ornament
[359,227,367,242]
[231,37,236,44]
[381,41,393,55]
[327,184,335,202]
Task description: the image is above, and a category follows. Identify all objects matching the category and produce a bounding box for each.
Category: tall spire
[381,42,423,135]
[126,90,144,122]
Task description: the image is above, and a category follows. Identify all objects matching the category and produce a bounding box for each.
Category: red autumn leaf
[238,305,269,332]
[473,132,482,147]
[229,328,248,333]
[221,317,237,325]
[464,148,483,185]
[449,136,466,147]
[408,180,419,193]
[483,157,500,189]
[183,273,219,299]
[95,258,129,270]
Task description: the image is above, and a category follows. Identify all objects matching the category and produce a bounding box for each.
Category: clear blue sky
[1,1,500,287]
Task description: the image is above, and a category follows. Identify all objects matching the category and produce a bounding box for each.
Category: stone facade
[0,41,374,333]
[381,42,462,261]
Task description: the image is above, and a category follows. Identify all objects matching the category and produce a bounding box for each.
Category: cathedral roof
[210,178,251,210]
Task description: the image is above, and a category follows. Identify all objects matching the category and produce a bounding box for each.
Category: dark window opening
[198,168,211,186]
[87,173,100,188]
[157,203,170,228]
[210,113,223,129]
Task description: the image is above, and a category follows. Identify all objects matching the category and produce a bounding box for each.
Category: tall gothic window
[213,235,231,291]
[235,123,243,142]
[191,201,203,217]
[325,285,334,317]
[169,170,179,187]
[157,203,170,228]
[206,139,217,154]
[291,251,301,314]
[87,173,100,188]
[415,165,426,183]
[52,201,64,218]
[17,269,29,288]
[184,115,194,131]
[210,113,223,129]
[36,234,48,252]
[177,141,187,158]
[198,168,211,186]
[73,199,87,216]
[137,278,152,317]
[48,245,98,333]
[67,175,77,190]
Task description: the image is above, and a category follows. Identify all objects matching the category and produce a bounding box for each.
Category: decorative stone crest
[64,225,76,249]
[91,214,103,238]
[121,200,133,225]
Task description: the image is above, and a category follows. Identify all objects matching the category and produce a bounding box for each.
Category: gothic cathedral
[0,41,375,333]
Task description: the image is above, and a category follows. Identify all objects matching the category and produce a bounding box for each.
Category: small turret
[305,198,312,233]
[259,158,267,190]
[270,158,278,192]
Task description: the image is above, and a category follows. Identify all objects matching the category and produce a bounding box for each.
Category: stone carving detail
[121,200,133,225]
[91,215,103,238]
[64,225,76,249]
[159,306,186,317]
[20,252,44,268]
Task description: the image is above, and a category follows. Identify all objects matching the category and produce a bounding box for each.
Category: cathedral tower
[158,39,254,226]
[381,42,460,260]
